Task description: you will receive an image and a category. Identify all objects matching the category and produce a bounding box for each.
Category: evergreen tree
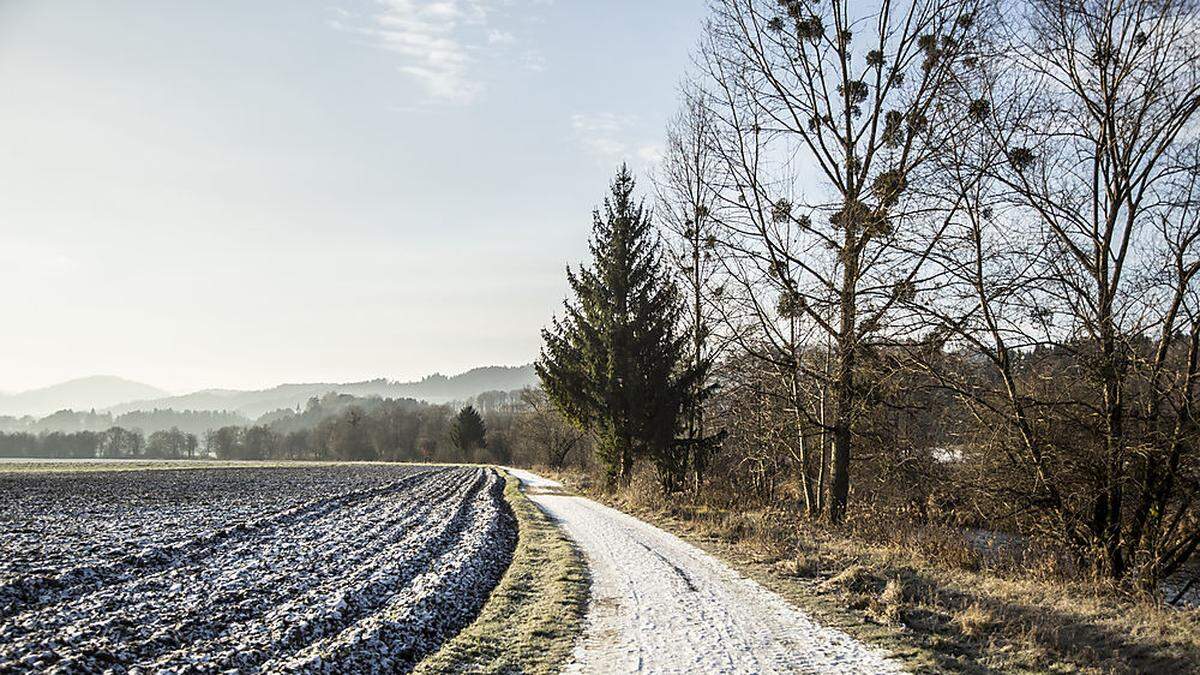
[538,165,704,487]
[449,405,487,453]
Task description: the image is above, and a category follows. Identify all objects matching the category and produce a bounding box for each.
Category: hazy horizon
[0,362,536,398]
[0,0,706,393]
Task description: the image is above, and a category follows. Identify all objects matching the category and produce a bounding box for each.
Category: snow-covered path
[504,468,904,674]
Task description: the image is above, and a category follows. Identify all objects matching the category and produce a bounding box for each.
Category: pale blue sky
[0,0,707,393]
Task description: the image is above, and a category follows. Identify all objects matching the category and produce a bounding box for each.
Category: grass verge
[544,467,1200,675]
[413,470,588,674]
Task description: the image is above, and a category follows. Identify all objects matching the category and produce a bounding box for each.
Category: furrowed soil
[0,465,516,673]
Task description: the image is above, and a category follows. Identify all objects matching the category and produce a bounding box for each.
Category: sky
[0,0,709,394]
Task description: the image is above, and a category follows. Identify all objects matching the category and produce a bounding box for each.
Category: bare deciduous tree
[697,0,981,521]
[655,87,727,490]
[515,387,588,469]
[916,0,1200,585]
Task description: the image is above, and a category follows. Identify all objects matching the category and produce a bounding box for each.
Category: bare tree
[654,87,728,490]
[916,0,1200,585]
[697,0,981,521]
[515,388,588,469]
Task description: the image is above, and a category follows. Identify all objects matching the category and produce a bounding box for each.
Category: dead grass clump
[871,578,909,624]
[914,527,985,573]
[688,508,792,561]
[823,564,884,595]
[794,547,823,577]
[776,542,822,578]
[716,516,750,543]
[624,468,663,511]
[955,602,995,639]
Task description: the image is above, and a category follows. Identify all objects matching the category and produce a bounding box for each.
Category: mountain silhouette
[102,365,538,418]
[0,376,171,417]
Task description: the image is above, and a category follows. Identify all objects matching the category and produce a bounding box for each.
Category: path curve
[504,468,904,675]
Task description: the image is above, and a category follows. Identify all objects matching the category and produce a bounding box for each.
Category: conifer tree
[538,165,704,487]
[449,405,487,453]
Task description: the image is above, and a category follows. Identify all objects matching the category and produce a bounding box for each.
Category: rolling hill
[103,365,538,418]
[0,376,170,418]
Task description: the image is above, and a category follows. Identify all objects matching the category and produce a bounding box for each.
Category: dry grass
[873,578,908,625]
[824,564,880,595]
[955,603,995,640]
[545,466,1200,674]
[412,470,588,675]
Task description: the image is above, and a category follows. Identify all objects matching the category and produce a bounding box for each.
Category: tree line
[0,426,199,460]
[0,408,250,437]
[537,0,1200,591]
[201,392,583,466]
[0,390,588,469]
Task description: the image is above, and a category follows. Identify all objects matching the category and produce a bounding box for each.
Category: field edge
[412,469,588,675]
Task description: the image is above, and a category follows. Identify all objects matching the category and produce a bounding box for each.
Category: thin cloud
[571,113,661,168]
[520,50,547,72]
[636,144,664,165]
[334,1,547,105]
[487,29,516,45]
[373,0,482,104]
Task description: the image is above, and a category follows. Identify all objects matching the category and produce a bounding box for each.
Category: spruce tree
[449,405,487,453]
[538,165,703,487]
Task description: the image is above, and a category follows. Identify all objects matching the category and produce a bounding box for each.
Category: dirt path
[505,468,903,674]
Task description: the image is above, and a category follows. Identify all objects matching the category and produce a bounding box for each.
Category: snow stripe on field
[511,470,904,674]
[0,466,517,673]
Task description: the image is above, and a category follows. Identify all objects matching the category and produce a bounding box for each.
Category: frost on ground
[514,471,905,675]
[503,467,562,492]
[0,465,516,673]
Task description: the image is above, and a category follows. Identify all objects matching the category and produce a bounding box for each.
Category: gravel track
[0,465,517,673]
[505,468,905,674]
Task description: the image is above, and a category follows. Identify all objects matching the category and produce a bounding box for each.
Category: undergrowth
[547,465,1200,674]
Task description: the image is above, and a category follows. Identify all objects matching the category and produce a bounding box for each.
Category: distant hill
[0,376,170,417]
[104,365,538,419]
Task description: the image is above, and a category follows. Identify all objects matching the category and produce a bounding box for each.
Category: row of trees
[0,389,589,470]
[0,408,249,436]
[540,0,1200,590]
[203,395,582,466]
[0,426,199,459]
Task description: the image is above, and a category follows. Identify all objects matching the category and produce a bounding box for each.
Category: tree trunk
[829,375,854,524]
[829,246,858,524]
[1098,288,1127,580]
[621,442,634,487]
[792,369,817,516]
[690,221,706,492]
[816,351,830,515]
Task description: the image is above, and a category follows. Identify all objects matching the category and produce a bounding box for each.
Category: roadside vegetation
[548,465,1200,673]
[524,0,1200,671]
[415,472,588,675]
